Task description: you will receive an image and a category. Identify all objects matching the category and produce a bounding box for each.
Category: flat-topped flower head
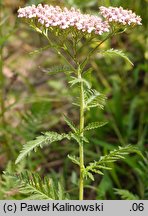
[18,4,110,35]
[100,6,142,26]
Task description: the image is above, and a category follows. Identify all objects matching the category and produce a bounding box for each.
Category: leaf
[84,121,108,131]
[85,145,140,177]
[20,173,52,200]
[29,45,51,55]
[85,171,95,181]
[114,189,139,200]
[68,155,80,166]
[102,49,134,66]
[73,88,106,109]
[84,89,107,110]
[63,115,77,133]
[8,171,68,200]
[82,136,89,143]
[97,174,113,199]
[83,168,95,181]
[71,133,82,145]
[69,76,91,89]
[15,132,71,164]
[40,65,72,75]
[71,133,89,145]
[57,182,65,200]
[91,169,104,175]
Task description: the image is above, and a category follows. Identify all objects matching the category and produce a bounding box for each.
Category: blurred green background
[0,0,148,199]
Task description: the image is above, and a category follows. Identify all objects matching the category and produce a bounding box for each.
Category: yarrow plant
[16,4,142,200]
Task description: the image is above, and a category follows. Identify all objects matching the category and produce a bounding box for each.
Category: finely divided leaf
[68,155,80,166]
[83,170,94,181]
[40,65,72,75]
[63,115,77,133]
[69,76,91,89]
[29,45,51,55]
[84,89,107,110]
[84,121,108,131]
[71,133,89,145]
[102,49,134,66]
[85,145,139,178]
[15,132,71,164]
[12,171,68,200]
[114,189,139,200]
[96,145,134,164]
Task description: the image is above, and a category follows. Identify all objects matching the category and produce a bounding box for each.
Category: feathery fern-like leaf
[12,171,68,200]
[84,121,108,131]
[101,49,134,66]
[63,115,77,133]
[85,145,139,179]
[114,189,139,200]
[69,76,91,89]
[40,65,72,75]
[68,155,80,166]
[19,173,52,200]
[84,89,107,110]
[71,133,89,145]
[16,131,71,164]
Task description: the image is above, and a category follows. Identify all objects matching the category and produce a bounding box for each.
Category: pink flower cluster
[18,4,142,35]
[100,6,142,26]
[18,4,110,35]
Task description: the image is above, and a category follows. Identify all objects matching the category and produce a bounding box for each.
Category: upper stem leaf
[84,121,108,131]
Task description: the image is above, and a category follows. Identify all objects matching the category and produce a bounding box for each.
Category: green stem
[78,67,85,200]
[80,33,113,71]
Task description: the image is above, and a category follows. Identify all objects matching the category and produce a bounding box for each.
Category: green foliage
[134,154,148,199]
[0,161,26,199]
[63,115,77,133]
[101,49,134,66]
[15,132,72,164]
[40,64,72,75]
[10,171,68,200]
[1,0,146,200]
[68,155,80,166]
[83,68,93,82]
[19,101,52,140]
[114,189,139,200]
[97,174,113,199]
[84,145,139,180]
[84,121,108,131]
[29,45,51,55]
[84,89,107,110]
[0,162,17,199]
[71,133,89,145]
[69,76,91,89]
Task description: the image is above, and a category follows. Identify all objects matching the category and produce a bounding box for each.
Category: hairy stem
[78,67,85,200]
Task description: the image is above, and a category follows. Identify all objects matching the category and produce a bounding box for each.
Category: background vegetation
[0,0,147,199]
